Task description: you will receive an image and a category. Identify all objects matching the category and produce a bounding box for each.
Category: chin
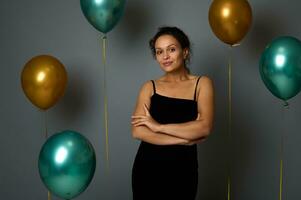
[162,66,183,73]
[161,67,174,73]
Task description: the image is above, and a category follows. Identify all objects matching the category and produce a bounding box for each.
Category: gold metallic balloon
[209,0,252,46]
[21,55,68,110]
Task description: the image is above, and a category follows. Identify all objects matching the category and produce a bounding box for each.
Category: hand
[131,104,161,133]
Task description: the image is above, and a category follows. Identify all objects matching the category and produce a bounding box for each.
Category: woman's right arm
[132,126,190,145]
[131,81,190,145]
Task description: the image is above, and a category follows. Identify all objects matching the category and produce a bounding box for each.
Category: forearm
[159,120,211,140]
[132,126,190,145]
[185,136,207,146]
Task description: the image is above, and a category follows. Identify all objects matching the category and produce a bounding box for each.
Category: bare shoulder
[137,80,154,98]
[196,75,214,100]
[199,76,214,89]
[133,80,154,115]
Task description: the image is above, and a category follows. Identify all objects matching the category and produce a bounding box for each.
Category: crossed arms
[131,76,214,145]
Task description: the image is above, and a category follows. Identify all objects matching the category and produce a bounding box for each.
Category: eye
[168,47,176,53]
[156,50,162,55]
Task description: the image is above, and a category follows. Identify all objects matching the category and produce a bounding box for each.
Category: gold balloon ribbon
[279,101,289,200]
[48,191,51,200]
[279,159,283,200]
[101,35,110,169]
[44,110,48,138]
[227,45,233,200]
[42,110,51,200]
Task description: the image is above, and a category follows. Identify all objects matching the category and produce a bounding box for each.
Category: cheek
[175,53,184,62]
[155,55,160,61]
[156,57,162,63]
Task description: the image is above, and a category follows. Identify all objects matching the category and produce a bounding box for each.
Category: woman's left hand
[131,104,161,133]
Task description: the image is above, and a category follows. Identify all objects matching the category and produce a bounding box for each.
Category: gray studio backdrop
[1,0,301,199]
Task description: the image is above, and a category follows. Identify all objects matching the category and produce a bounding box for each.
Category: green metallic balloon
[259,36,301,100]
[38,130,96,200]
[80,0,126,34]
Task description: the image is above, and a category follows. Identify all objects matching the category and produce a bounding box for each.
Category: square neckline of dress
[150,76,201,103]
[151,93,197,102]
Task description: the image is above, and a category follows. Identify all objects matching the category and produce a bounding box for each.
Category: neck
[164,67,190,82]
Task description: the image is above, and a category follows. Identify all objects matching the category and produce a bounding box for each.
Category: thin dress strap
[194,76,201,101]
[151,80,156,94]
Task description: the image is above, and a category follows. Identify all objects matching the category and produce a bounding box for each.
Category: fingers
[131,120,147,127]
[131,115,147,119]
[132,122,145,127]
[144,103,150,110]
[131,118,146,125]
[131,115,149,127]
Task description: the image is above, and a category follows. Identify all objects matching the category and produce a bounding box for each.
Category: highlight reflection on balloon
[209,0,252,45]
[21,55,67,110]
[259,36,301,101]
[38,130,96,200]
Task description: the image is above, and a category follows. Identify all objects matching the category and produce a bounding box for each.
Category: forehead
[155,34,180,48]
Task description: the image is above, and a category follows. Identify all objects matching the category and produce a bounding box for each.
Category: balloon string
[44,110,51,200]
[227,176,231,200]
[279,103,289,200]
[227,45,233,200]
[279,159,283,200]
[102,35,110,170]
[44,110,48,139]
[48,191,51,200]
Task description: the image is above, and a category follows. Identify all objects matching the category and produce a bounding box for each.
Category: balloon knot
[283,101,289,108]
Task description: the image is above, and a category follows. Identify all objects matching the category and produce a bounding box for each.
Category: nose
[163,51,170,59]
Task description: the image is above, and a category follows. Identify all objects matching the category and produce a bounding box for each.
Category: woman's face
[154,34,188,73]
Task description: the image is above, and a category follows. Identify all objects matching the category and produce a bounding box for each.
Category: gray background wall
[1,0,301,199]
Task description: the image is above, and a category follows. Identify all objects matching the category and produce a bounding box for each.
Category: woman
[131,26,214,200]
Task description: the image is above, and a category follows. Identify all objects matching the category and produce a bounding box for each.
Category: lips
[162,61,173,66]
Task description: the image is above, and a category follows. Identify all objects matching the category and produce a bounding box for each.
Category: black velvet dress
[132,78,200,200]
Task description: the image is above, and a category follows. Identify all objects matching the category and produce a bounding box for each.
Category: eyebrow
[155,44,177,50]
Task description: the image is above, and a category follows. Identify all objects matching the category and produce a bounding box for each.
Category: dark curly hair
[149,26,192,69]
